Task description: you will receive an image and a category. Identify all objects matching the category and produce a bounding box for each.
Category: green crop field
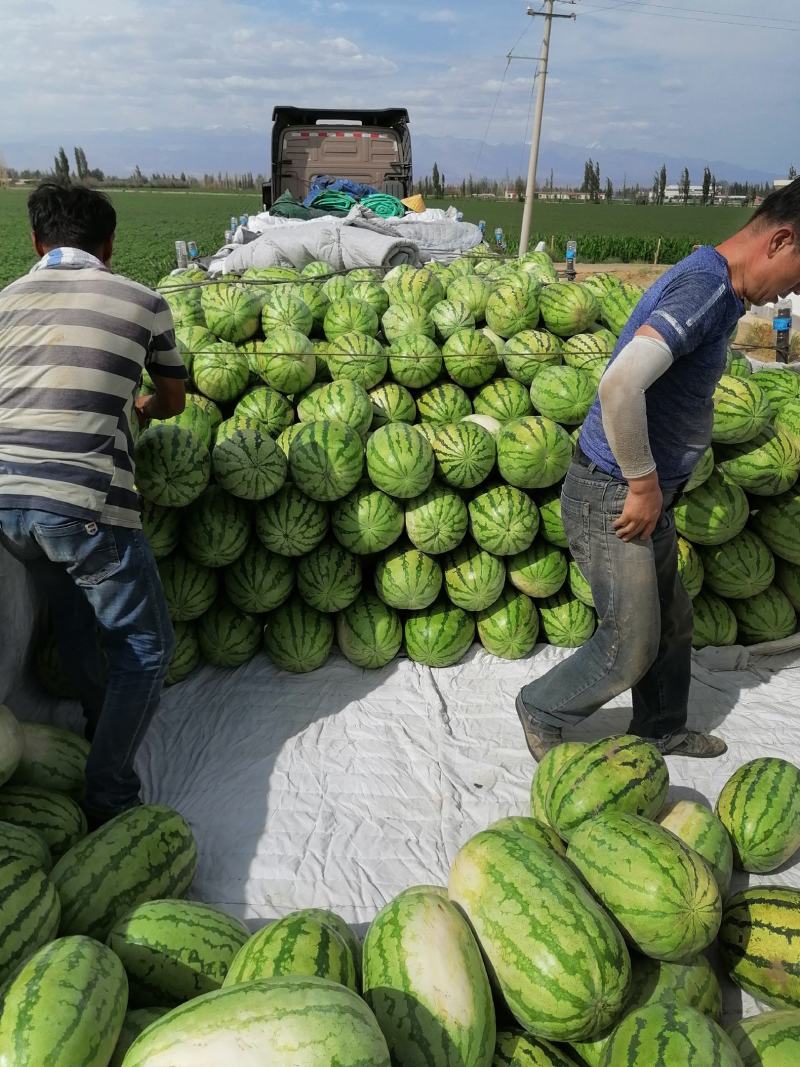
[0,186,750,291]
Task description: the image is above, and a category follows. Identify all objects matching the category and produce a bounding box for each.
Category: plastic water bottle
[455,210,464,222]
[224,230,234,244]
[494,227,505,249]
[187,241,199,261]
[174,241,188,268]
[239,214,249,227]
[230,216,238,233]
[478,219,486,235]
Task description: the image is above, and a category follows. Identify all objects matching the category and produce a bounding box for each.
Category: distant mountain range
[3,126,778,188]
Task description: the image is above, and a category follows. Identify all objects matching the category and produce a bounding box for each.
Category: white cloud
[418,8,458,24]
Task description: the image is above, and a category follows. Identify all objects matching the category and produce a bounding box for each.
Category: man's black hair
[28,181,116,253]
[750,177,800,230]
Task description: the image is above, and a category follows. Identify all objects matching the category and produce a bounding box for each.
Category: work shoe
[650,730,727,758]
[515,692,562,762]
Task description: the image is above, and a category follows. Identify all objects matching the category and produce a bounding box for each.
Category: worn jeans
[0,509,174,818]
[521,462,694,740]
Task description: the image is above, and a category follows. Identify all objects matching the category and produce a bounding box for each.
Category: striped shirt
[0,249,187,529]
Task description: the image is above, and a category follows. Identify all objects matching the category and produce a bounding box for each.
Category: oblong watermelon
[727,1008,800,1067]
[598,1003,742,1067]
[715,757,800,873]
[223,913,357,991]
[0,851,60,983]
[657,799,733,895]
[529,742,587,828]
[719,886,800,1009]
[336,592,403,669]
[10,723,89,796]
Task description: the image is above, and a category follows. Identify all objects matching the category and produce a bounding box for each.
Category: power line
[577,0,800,31]
[580,0,800,25]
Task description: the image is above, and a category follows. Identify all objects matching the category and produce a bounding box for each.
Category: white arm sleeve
[597,334,674,480]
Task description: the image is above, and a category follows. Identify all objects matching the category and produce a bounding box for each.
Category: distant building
[649,184,747,206]
[774,179,793,190]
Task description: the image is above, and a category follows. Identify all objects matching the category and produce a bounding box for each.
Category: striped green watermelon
[215,414,262,444]
[529,742,587,828]
[448,827,630,1042]
[712,375,772,444]
[443,542,506,612]
[539,283,599,338]
[485,282,541,338]
[429,422,496,490]
[156,403,213,448]
[432,299,477,340]
[384,266,444,311]
[692,590,738,648]
[263,597,334,673]
[297,542,362,612]
[0,935,127,1067]
[448,275,492,320]
[774,397,800,446]
[677,536,704,598]
[562,331,615,370]
[193,343,249,402]
[107,899,249,1006]
[469,485,539,556]
[52,805,197,940]
[716,757,800,873]
[497,418,572,490]
[443,329,501,388]
[157,553,218,622]
[256,328,316,394]
[701,529,775,599]
[0,851,60,982]
[752,367,800,410]
[235,386,294,437]
[349,281,389,319]
[598,1004,741,1067]
[536,488,568,548]
[10,724,88,796]
[276,423,304,458]
[728,354,752,378]
[530,366,596,426]
[600,284,642,336]
[289,420,364,502]
[473,378,533,422]
[254,485,329,557]
[685,446,715,492]
[369,383,416,428]
[261,293,313,336]
[0,785,86,857]
[776,557,800,611]
[285,908,361,985]
[494,1030,579,1066]
[197,600,261,668]
[580,272,621,302]
[163,287,205,331]
[140,499,181,560]
[0,819,51,871]
[546,735,669,842]
[110,1008,171,1067]
[201,282,262,343]
[367,423,435,498]
[224,543,293,614]
[404,599,475,667]
[325,297,379,340]
[327,332,388,390]
[165,621,201,685]
[537,591,596,647]
[181,485,251,569]
[223,913,357,991]
[717,429,800,496]
[383,303,436,343]
[567,812,721,961]
[568,560,595,607]
[416,382,473,423]
[375,543,443,610]
[476,587,539,660]
[362,885,496,1067]
[175,325,216,373]
[720,886,800,1009]
[322,274,353,302]
[751,488,800,564]
[674,469,749,546]
[332,485,405,554]
[508,539,568,598]
[212,427,287,501]
[336,591,403,669]
[405,484,469,555]
[387,334,444,389]
[286,281,331,325]
[122,975,391,1066]
[728,1008,800,1067]
[302,261,333,279]
[731,584,796,644]
[503,331,562,386]
[135,425,210,508]
[487,816,564,856]
[658,799,733,895]
[298,379,373,437]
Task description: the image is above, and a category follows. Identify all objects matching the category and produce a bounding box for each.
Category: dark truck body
[262,106,413,211]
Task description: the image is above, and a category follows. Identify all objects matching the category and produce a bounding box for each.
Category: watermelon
[712,374,771,444]
[256,328,316,394]
[529,742,587,828]
[720,886,800,1010]
[336,591,403,669]
[776,558,800,612]
[261,292,313,336]
[432,298,476,339]
[224,543,294,615]
[494,1030,579,1066]
[404,599,476,667]
[717,429,800,496]
[327,331,388,390]
[243,266,300,285]
[539,283,599,338]
[286,281,331,325]
[197,600,261,668]
[600,284,642,336]
[730,584,796,644]
[485,281,541,338]
[10,723,89,796]
[469,484,539,556]
[685,447,715,493]
[728,354,752,378]
[473,378,533,423]
[303,260,334,278]
[157,553,218,622]
[529,366,596,426]
[568,560,595,608]
[598,1004,742,1067]
[562,331,615,370]
[384,266,444,311]
[387,334,444,389]
[691,590,738,648]
[774,397,800,445]
[0,785,86,858]
[463,414,502,437]
[163,286,204,330]
[383,303,435,343]
[286,907,362,984]
[752,367,800,410]
[366,423,435,499]
[487,816,565,857]
[715,757,800,873]
[751,488,800,564]
[298,379,373,437]
[546,735,669,841]
[443,329,501,387]
[276,423,305,458]
[567,812,721,961]
[212,427,287,501]
[254,486,329,557]
[134,425,210,508]
[0,819,52,871]
[181,485,251,569]
[110,1009,170,1067]
[175,324,215,373]
[107,899,249,1006]
[375,543,443,610]
[0,935,127,1067]
[165,622,201,685]
[443,542,506,612]
[674,469,749,546]
[405,483,469,555]
[235,386,294,438]
[289,420,364,502]
[324,297,379,340]
[536,488,568,548]
[448,275,492,320]
[140,499,181,559]
[369,383,416,427]
[323,274,353,302]
[52,805,197,940]
[349,281,389,319]
[156,403,213,448]
[362,886,496,1067]
[676,536,704,598]
[331,485,405,555]
[297,542,362,613]
[0,851,60,982]
[263,597,334,673]
[497,418,572,490]
[503,331,562,386]
[448,827,630,1042]
[223,913,357,991]
[728,1009,800,1067]
[580,272,621,302]
[658,799,733,895]
[701,529,775,599]
[201,282,262,342]
[476,586,539,660]
[537,590,596,647]
[192,343,249,402]
[416,382,473,423]
[429,422,496,490]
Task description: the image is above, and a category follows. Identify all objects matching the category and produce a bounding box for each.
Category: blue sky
[1,0,797,175]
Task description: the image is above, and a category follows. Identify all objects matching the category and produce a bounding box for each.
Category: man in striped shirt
[0,182,187,826]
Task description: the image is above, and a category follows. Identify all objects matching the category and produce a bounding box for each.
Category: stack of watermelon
[36,253,800,688]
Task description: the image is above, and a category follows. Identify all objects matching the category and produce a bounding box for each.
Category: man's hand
[613,471,663,542]
[134,394,154,427]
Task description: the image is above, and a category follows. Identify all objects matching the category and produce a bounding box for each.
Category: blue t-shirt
[579,246,744,489]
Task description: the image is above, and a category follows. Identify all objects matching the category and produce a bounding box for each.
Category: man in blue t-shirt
[516,178,800,761]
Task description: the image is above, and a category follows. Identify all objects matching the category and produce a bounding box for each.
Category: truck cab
[262,106,413,211]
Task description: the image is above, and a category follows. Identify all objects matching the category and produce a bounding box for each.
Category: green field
[0,187,748,290]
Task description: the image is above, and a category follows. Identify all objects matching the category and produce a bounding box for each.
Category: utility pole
[518,2,575,256]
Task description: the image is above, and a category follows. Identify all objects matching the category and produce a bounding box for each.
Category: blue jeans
[0,510,174,819]
[521,462,693,740]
